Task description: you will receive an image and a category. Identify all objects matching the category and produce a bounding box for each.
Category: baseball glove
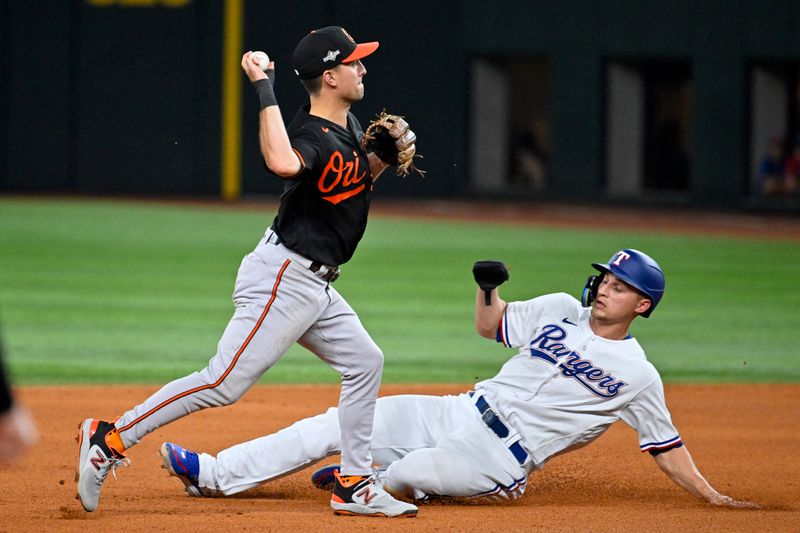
[473,260,509,305]
[363,111,424,176]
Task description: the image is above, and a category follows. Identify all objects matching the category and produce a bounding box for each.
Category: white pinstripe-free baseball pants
[195,393,531,499]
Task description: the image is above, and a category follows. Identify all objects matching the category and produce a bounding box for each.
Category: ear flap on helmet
[581,274,602,307]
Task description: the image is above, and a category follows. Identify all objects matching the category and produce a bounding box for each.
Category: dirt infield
[1,384,797,532]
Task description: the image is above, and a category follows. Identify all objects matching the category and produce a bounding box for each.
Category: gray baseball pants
[113,229,383,476]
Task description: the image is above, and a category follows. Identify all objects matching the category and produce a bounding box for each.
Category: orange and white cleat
[330,469,417,518]
[75,418,129,512]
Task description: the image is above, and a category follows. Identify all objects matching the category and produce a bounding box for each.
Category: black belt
[470,392,529,465]
[309,261,340,283]
[266,232,340,283]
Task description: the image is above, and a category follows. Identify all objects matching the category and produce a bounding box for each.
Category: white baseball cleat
[75,418,130,512]
[330,469,417,518]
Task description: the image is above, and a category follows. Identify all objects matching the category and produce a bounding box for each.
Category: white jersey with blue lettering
[476,292,681,467]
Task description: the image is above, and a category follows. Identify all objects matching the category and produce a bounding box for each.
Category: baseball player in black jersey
[75,26,418,518]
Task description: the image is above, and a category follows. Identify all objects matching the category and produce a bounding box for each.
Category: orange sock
[105,428,127,456]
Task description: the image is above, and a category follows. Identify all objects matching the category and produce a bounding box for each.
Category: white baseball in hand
[251,51,270,71]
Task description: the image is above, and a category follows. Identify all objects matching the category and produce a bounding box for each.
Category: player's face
[591,273,651,323]
[335,59,366,102]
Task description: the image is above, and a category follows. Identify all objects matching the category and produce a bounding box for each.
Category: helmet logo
[612,251,631,266]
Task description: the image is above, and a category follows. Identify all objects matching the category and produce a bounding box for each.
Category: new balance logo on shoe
[356,486,377,505]
[90,450,107,471]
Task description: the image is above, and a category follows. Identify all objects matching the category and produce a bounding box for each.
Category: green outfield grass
[1,198,798,384]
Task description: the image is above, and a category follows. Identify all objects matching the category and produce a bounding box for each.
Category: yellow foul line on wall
[221,0,243,200]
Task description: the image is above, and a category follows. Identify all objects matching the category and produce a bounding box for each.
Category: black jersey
[271,105,373,266]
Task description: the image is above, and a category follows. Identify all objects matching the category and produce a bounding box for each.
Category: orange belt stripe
[117,258,292,434]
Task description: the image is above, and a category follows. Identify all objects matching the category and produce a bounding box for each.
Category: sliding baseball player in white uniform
[159,250,756,508]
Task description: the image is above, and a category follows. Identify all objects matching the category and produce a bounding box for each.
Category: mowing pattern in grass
[1,199,797,384]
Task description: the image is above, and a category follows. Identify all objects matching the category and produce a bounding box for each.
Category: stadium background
[3,0,800,208]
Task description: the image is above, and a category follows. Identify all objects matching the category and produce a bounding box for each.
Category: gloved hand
[472,260,509,305]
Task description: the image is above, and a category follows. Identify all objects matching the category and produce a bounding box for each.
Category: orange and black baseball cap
[292,26,379,80]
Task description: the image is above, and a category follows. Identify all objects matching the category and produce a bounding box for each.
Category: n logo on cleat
[90,450,108,471]
[356,487,376,505]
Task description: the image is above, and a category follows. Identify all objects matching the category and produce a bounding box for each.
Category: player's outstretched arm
[653,445,758,508]
[257,106,302,177]
[474,287,506,339]
[472,261,510,338]
[240,52,302,177]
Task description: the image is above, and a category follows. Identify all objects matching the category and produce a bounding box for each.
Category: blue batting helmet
[591,249,665,318]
